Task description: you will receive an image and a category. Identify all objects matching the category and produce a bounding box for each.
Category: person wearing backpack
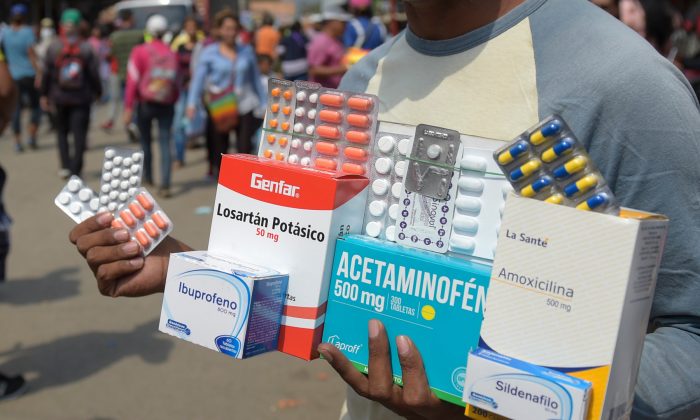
[40,9,102,179]
[124,15,179,198]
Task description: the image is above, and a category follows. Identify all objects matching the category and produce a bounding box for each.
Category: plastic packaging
[55,176,102,223]
[404,124,461,200]
[99,147,144,212]
[110,189,173,255]
[494,115,619,214]
[260,78,297,161]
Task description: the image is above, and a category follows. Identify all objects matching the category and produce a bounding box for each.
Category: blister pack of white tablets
[55,176,104,223]
[362,122,414,241]
[287,81,322,166]
[110,189,173,256]
[448,136,513,261]
[99,147,144,212]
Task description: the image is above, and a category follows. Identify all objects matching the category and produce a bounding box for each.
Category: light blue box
[322,235,491,405]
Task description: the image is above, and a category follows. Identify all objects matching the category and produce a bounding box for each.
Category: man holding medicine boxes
[69,0,700,419]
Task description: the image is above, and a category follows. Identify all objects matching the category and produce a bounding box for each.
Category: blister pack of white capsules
[362,122,414,241]
[99,147,144,212]
[494,115,619,214]
[449,136,513,261]
[110,189,173,256]
[287,80,322,166]
[55,176,104,223]
[310,89,378,175]
[259,78,296,162]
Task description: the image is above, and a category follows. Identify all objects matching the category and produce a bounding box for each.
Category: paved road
[0,106,347,419]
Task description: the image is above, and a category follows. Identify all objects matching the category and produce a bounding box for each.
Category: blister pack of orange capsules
[111,189,173,256]
[258,78,379,176]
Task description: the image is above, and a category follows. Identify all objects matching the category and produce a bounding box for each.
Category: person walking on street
[172,16,201,168]
[40,9,102,180]
[2,3,41,152]
[187,9,266,176]
[255,13,281,60]
[343,0,387,51]
[279,21,309,80]
[124,15,179,198]
[307,7,350,88]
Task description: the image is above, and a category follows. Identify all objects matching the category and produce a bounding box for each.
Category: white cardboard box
[208,154,369,360]
[476,195,668,420]
[159,251,288,359]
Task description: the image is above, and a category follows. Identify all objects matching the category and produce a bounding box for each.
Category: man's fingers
[94,258,145,297]
[76,228,130,257]
[396,336,443,417]
[85,241,141,268]
[69,212,114,244]
[367,320,395,403]
[318,342,369,398]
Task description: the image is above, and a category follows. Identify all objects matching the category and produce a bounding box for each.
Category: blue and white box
[464,348,592,420]
[159,251,288,359]
[322,235,491,405]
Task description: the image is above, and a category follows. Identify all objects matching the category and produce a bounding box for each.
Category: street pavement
[0,106,347,419]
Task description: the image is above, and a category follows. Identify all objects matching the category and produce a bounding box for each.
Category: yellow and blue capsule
[509,159,541,182]
[553,156,587,179]
[529,120,562,145]
[497,141,529,165]
[564,174,598,197]
[576,193,609,211]
[520,176,553,198]
[541,138,574,163]
[545,193,564,205]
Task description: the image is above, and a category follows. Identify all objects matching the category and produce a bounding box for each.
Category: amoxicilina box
[321,235,491,405]
[208,154,369,360]
[477,195,668,420]
[159,251,288,359]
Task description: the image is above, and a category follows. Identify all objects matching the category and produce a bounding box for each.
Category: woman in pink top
[307,9,350,88]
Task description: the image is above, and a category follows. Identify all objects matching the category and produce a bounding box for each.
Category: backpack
[56,42,85,90]
[138,44,178,105]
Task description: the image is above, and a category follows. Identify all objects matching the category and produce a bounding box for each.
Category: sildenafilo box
[322,235,491,405]
[159,251,288,359]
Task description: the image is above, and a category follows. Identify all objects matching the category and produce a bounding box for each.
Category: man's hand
[318,320,464,420]
[68,212,190,297]
[122,108,133,127]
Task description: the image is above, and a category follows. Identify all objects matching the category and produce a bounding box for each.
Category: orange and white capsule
[136,192,154,211]
[342,163,365,175]
[347,96,373,111]
[144,220,160,238]
[135,229,151,248]
[152,211,170,230]
[319,110,342,124]
[344,147,368,161]
[317,125,341,139]
[111,219,125,229]
[128,202,146,220]
[119,210,136,228]
[347,131,370,144]
[319,93,344,107]
[315,158,338,170]
[346,114,370,128]
[316,142,339,156]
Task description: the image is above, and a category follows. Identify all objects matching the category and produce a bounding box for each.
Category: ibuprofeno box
[464,348,592,420]
[322,235,491,405]
[477,195,668,420]
[159,251,288,359]
[208,154,369,360]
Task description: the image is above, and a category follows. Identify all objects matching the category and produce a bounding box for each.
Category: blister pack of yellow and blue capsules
[493,115,620,215]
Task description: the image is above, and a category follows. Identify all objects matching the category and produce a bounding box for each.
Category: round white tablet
[108,202,118,211]
[89,198,100,212]
[303,141,314,152]
[120,180,129,190]
[129,176,139,186]
[385,226,396,241]
[109,190,119,200]
[427,144,442,159]
[377,136,395,153]
[119,192,128,202]
[111,168,121,177]
[110,179,120,189]
[102,173,111,182]
[291,138,302,149]
[105,149,116,159]
[121,169,131,179]
[58,193,71,205]
[132,153,142,163]
[398,138,411,156]
[104,161,113,171]
[365,221,382,238]
[123,157,133,167]
[388,204,399,220]
[374,157,393,175]
[99,195,109,205]
[309,93,318,104]
[394,160,407,177]
[67,179,81,192]
[131,164,140,173]
[305,125,315,136]
[294,123,304,133]
[458,177,484,194]
[128,188,138,196]
[288,154,300,164]
[456,197,482,214]
[307,109,317,119]
[391,182,403,199]
[101,184,110,193]
[113,156,123,166]
[69,202,82,214]
[369,200,387,217]
[296,91,307,102]
[300,157,311,166]
[78,188,92,202]
[460,155,487,173]
[372,179,389,195]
